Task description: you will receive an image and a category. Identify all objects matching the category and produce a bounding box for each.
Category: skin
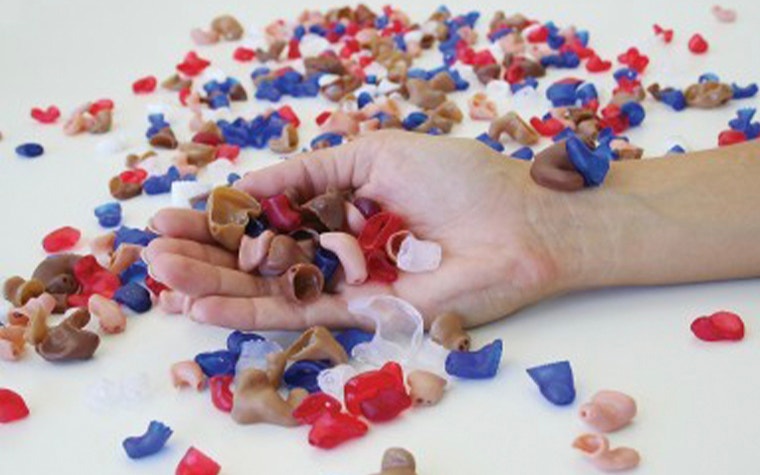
[144,131,760,330]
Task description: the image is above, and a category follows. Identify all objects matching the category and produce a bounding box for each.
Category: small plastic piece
[206,187,262,252]
[396,234,442,273]
[653,24,674,43]
[122,420,173,459]
[176,447,221,475]
[42,226,82,253]
[572,434,641,472]
[171,361,207,390]
[235,339,283,376]
[304,188,345,230]
[319,232,367,285]
[4,276,45,308]
[261,194,302,232]
[31,105,61,124]
[293,392,342,425]
[209,375,234,412]
[36,313,100,361]
[0,326,26,361]
[114,283,152,313]
[344,362,411,422]
[316,363,358,403]
[586,55,612,73]
[94,202,122,228]
[88,294,127,334]
[352,197,381,219]
[335,329,373,355]
[712,5,737,22]
[285,326,349,365]
[358,212,405,253]
[688,34,709,54]
[365,248,399,282]
[0,388,30,423]
[132,76,158,94]
[526,360,576,406]
[226,330,265,354]
[308,411,368,449]
[283,360,332,393]
[349,296,424,366]
[566,136,610,187]
[376,447,417,474]
[579,390,637,433]
[314,247,340,283]
[690,310,745,341]
[194,350,238,377]
[16,142,45,158]
[430,312,471,351]
[407,370,447,406]
[231,369,305,426]
[445,339,503,379]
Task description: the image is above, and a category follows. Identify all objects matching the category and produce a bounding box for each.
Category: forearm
[540,141,760,290]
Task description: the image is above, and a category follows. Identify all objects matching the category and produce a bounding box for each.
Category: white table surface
[2,1,759,474]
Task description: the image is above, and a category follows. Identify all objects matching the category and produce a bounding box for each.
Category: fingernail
[140,247,151,265]
[146,217,160,234]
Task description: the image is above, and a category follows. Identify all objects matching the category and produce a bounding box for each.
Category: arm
[145,132,760,330]
[537,140,760,290]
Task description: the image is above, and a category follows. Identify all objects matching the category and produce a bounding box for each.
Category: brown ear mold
[207,186,262,251]
[303,187,346,231]
[429,312,471,351]
[530,140,586,192]
[285,326,349,365]
[179,142,217,167]
[374,447,417,475]
[36,309,100,362]
[32,254,82,296]
[259,235,310,276]
[149,127,178,149]
[406,78,447,109]
[489,111,539,146]
[269,124,300,154]
[211,14,244,41]
[273,264,325,303]
[231,369,306,426]
[3,276,45,307]
[684,82,733,108]
[109,176,143,200]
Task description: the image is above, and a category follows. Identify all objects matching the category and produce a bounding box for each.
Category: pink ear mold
[572,433,641,472]
[318,232,368,285]
[579,390,637,433]
[344,201,367,235]
[238,230,276,273]
[406,370,447,406]
[0,326,26,361]
[88,294,127,334]
[171,360,207,391]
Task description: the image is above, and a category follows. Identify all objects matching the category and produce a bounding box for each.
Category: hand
[144,130,578,330]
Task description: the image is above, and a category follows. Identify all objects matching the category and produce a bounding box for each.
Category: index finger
[234,135,371,200]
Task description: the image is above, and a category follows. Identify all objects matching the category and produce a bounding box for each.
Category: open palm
[145,131,568,330]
